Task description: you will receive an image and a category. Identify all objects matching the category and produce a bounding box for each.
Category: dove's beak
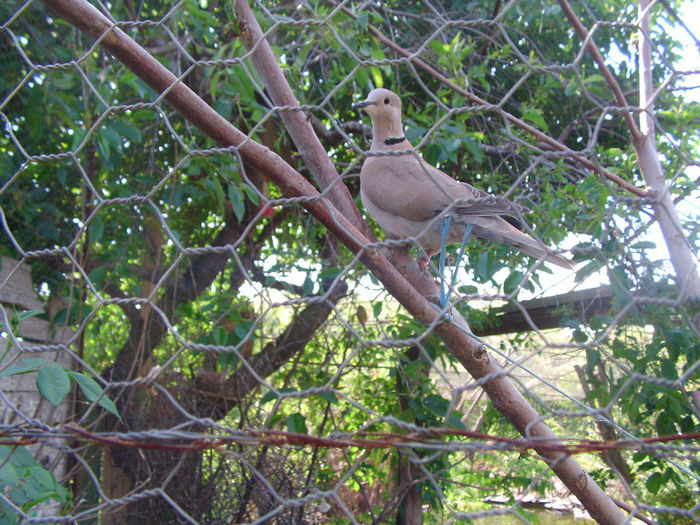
[352,100,376,110]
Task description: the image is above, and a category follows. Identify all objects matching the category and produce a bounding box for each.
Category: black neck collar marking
[384,136,407,146]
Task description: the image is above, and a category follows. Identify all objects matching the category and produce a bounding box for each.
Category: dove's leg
[438,217,451,309]
[439,218,472,311]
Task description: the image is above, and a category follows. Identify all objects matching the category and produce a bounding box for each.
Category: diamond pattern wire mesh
[0,0,698,523]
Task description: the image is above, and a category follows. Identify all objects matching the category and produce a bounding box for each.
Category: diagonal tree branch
[195,278,348,419]
[44,1,626,522]
[235,0,371,238]
[556,0,642,143]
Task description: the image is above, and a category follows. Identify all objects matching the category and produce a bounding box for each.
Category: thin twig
[557,0,642,143]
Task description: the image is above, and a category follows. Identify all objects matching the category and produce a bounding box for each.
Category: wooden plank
[0,256,43,311]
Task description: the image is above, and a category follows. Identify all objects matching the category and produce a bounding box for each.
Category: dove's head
[354,88,405,149]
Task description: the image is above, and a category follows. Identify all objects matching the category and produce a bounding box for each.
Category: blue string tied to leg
[439,217,473,314]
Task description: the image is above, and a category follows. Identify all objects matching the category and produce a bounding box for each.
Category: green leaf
[585,348,600,373]
[0,443,38,466]
[228,184,245,222]
[589,315,612,330]
[88,265,108,286]
[217,349,239,368]
[646,472,662,494]
[462,136,484,163]
[632,241,656,250]
[319,391,338,404]
[71,127,87,150]
[447,411,466,430]
[564,80,579,96]
[584,74,606,86]
[475,250,495,282]
[503,271,523,295]
[112,120,142,144]
[36,363,71,407]
[19,310,43,322]
[233,320,254,341]
[89,215,104,243]
[26,466,54,490]
[260,387,297,404]
[260,390,276,404]
[0,464,19,485]
[370,67,384,88]
[354,12,368,31]
[302,275,314,296]
[0,358,47,379]
[286,413,308,434]
[660,359,678,381]
[655,411,677,436]
[573,328,588,344]
[423,394,450,417]
[67,371,121,421]
[521,108,549,132]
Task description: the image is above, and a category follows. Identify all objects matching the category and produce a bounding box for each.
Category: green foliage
[0,443,69,524]
[0,0,697,521]
[0,358,121,421]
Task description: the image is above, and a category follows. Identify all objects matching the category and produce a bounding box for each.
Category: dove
[354,88,575,270]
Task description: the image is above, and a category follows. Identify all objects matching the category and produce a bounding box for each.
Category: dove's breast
[360,184,469,252]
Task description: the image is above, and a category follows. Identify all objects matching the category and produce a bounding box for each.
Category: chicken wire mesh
[0,0,698,523]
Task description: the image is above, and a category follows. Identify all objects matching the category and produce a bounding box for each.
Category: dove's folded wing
[361,154,527,222]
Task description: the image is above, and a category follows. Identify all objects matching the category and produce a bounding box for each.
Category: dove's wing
[360,153,527,224]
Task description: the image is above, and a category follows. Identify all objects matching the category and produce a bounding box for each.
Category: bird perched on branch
[354,88,574,270]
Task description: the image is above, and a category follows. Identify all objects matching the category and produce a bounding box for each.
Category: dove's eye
[383,97,390,104]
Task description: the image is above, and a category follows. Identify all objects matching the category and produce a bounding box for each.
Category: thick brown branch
[234,0,371,237]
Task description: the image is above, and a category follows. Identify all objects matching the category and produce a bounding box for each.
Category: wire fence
[0,0,699,523]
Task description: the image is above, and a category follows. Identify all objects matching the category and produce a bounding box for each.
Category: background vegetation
[0,0,698,523]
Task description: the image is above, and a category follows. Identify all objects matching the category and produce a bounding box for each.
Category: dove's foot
[418,249,436,271]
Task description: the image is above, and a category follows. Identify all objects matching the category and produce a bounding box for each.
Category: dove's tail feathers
[468,218,576,270]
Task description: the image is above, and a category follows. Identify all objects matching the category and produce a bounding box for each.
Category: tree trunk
[396,453,423,525]
[396,346,423,525]
[637,0,700,299]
